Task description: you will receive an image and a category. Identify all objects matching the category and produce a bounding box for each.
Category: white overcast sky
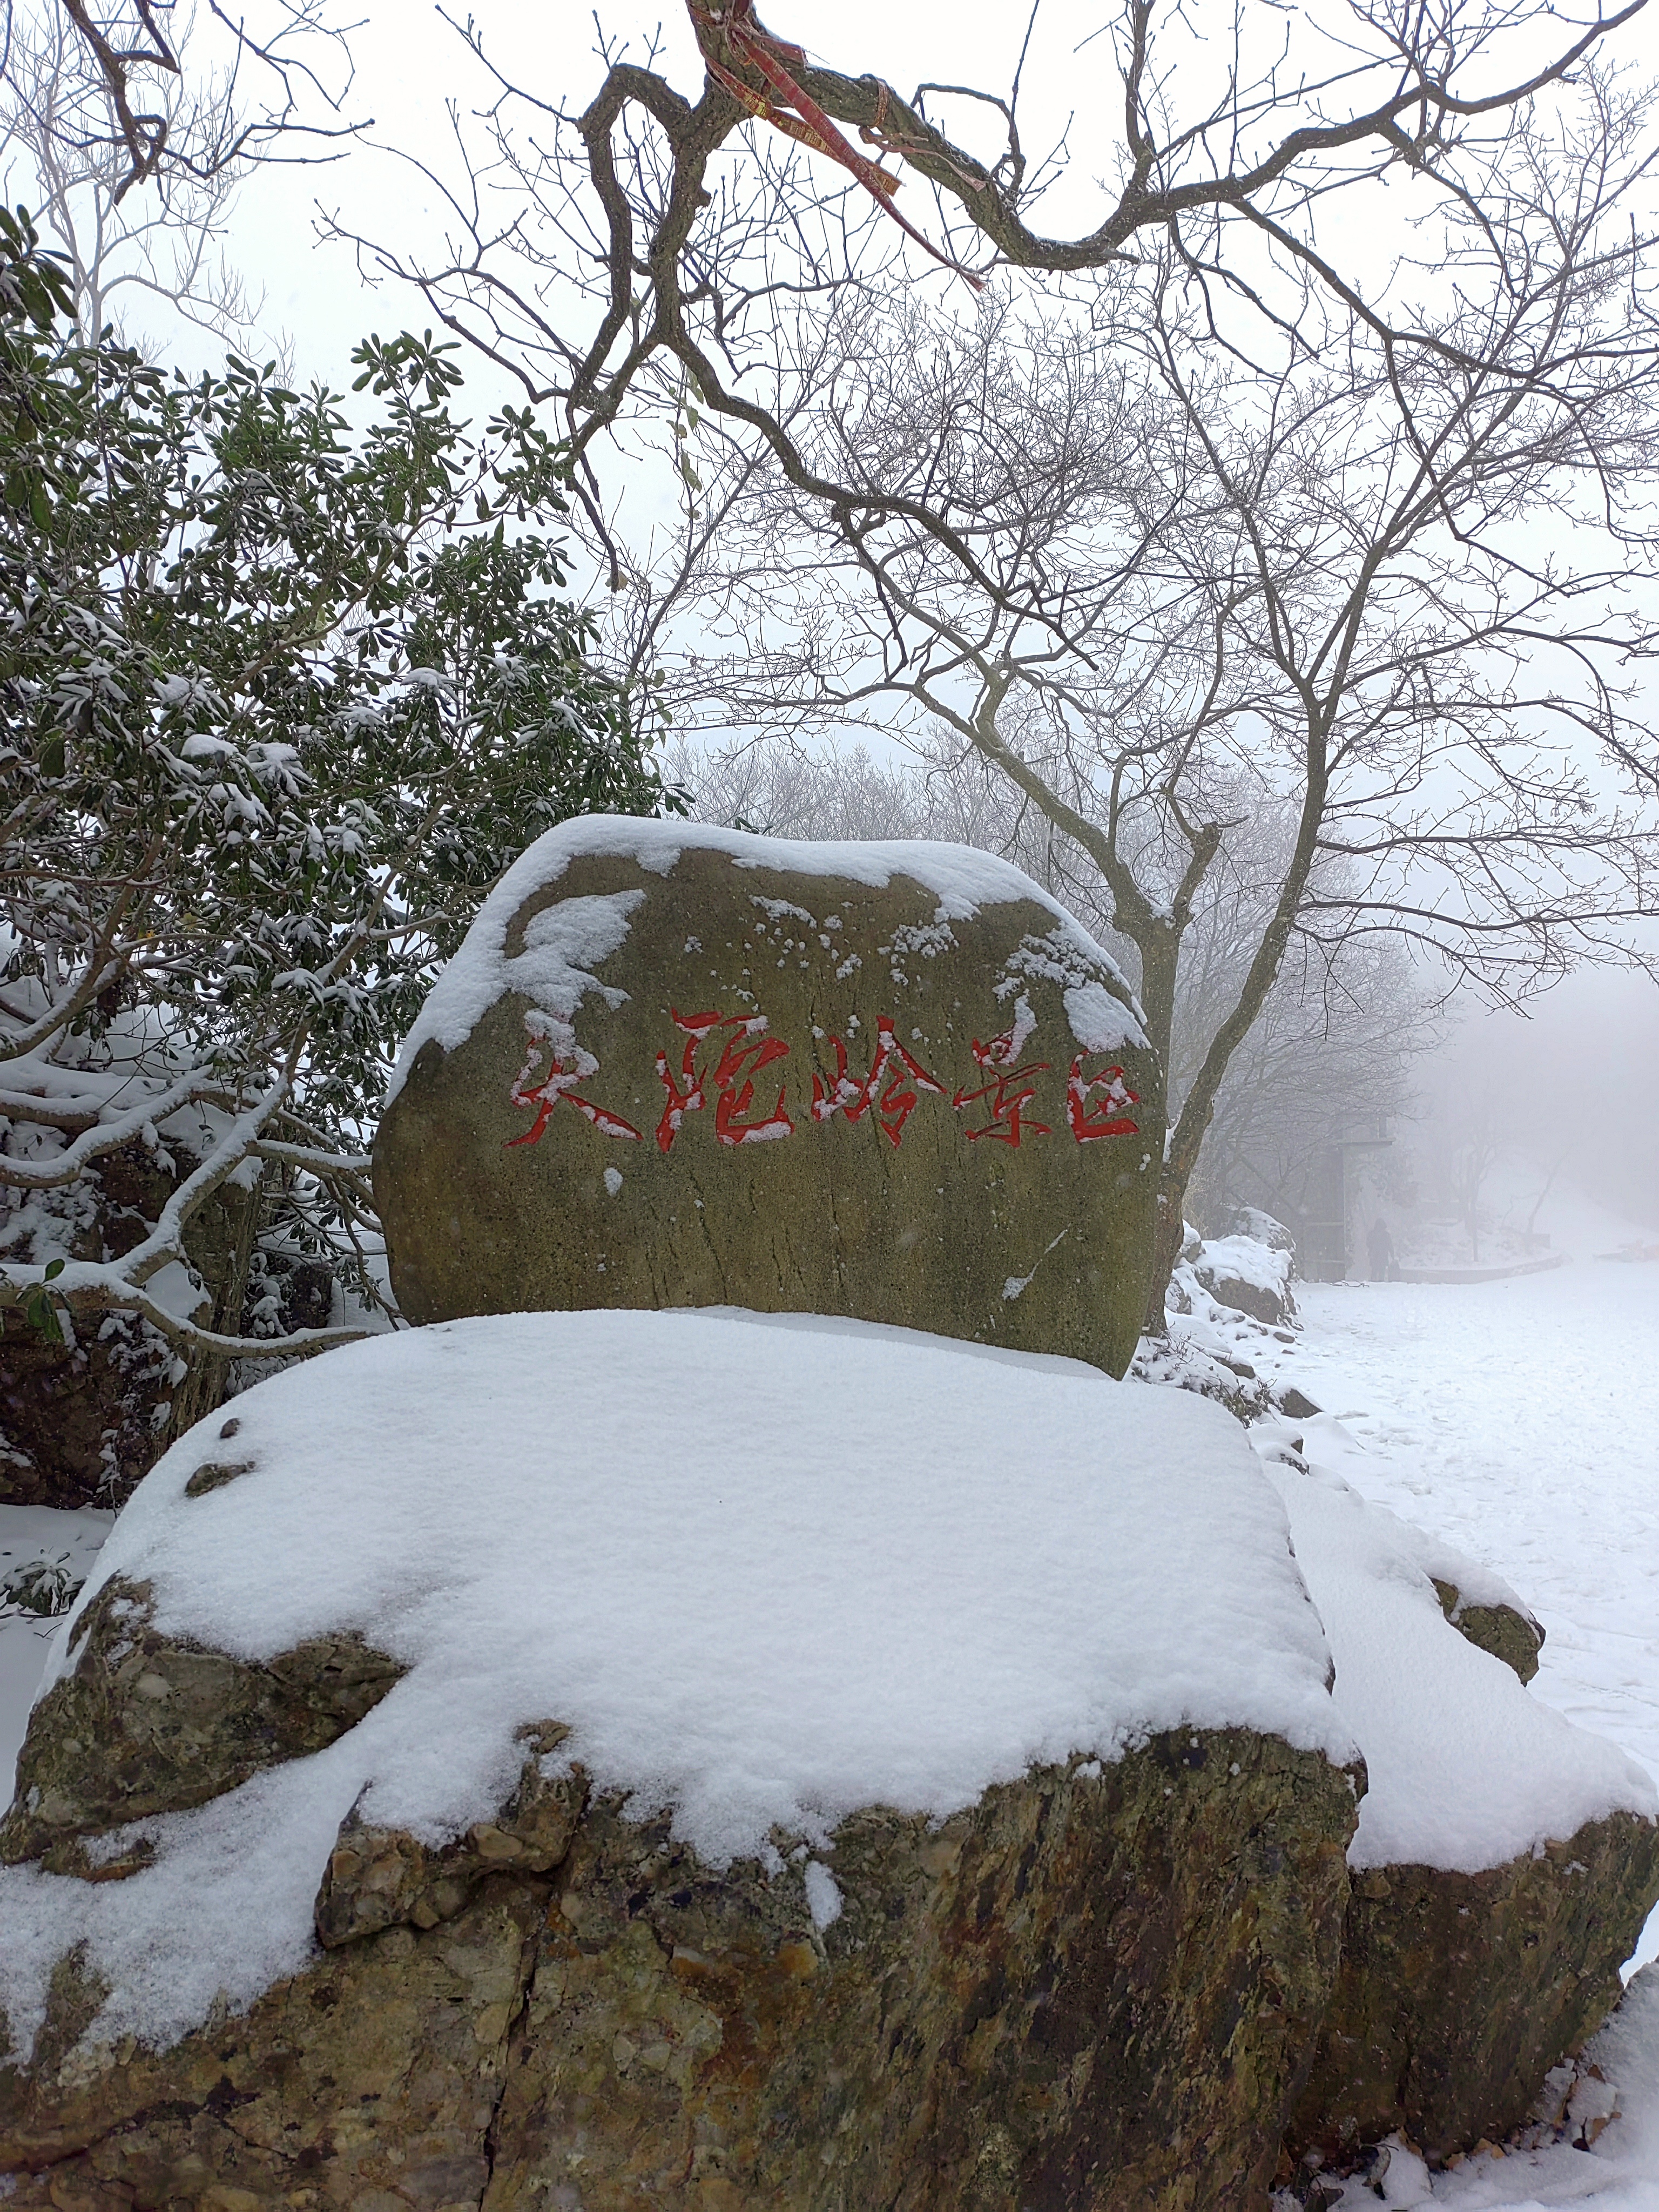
[217,1,1108,376]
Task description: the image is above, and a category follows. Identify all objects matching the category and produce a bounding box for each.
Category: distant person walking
[1366,1216,1398,1282]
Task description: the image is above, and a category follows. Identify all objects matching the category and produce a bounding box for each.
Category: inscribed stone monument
[374,818,1160,1374]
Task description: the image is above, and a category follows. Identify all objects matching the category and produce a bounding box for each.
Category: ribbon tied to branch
[686,0,985,290]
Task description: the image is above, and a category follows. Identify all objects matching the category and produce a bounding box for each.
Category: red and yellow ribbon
[687,0,984,289]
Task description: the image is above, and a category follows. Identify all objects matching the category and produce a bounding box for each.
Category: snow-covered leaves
[1,228,678,1368]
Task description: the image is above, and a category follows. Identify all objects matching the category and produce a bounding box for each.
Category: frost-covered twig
[0,1069,239,1189]
[2,1061,372,1361]
[251,1139,372,1177]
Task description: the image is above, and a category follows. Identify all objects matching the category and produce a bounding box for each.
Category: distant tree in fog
[7,0,360,345]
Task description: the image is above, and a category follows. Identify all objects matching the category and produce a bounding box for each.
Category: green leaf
[19,1286,65,1346]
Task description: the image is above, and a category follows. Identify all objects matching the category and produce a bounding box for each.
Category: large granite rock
[479,1731,1355,2211]
[10,1310,1652,2204]
[1265,1449,1659,2168]
[0,1729,1360,2211]
[375,819,1159,1377]
[0,1309,1363,2209]
[1288,1809,1659,2167]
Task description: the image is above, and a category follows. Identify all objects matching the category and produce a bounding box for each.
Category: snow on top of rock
[1230,1208,1296,1254]
[385,815,1146,1105]
[1263,1444,1656,1873]
[1193,1235,1295,1298]
[0,1306,1343,2055]
[1378,1508,1539,1631]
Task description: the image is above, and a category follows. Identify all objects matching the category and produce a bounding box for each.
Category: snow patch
[995,928,1141,1053]
[388,887,645,1103]
[804,1860,842,1931]
[1195,1235,1296,1302]
[0,1306,1344,2055]
[387,818,1145,1100]
[1263,1454,1656,1872]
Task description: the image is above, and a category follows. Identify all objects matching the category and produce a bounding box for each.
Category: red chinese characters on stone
[505,1014,643,1148]
[1067,1054,1140,1142]
[656,1008,794,1152]
[811,1018,945,1148]
[507,1003,1137,1160]
[952,1027,1053,1148]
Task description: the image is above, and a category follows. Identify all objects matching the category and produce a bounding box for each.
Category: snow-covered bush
[0,207,678,1445]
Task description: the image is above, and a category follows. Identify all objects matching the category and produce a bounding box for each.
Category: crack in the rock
[477,1881,552,2207]
[685,1160,729,1301]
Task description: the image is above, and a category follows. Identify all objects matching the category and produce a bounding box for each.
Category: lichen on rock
[0,1575,403,1866]
[314,1722,586,1947]
[1290,1809,1659,2163]
[1265,1445,1659,2165]
[1430,1574,1545,1683]
[0,1729,1360,2211]
[0,1880,541,2208]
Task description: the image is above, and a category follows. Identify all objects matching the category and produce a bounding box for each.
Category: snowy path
[1267,1264,1659,1858]
[1247,1251,1659,2212]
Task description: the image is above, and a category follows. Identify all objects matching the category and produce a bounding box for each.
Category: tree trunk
[166,1162,262,1443]
[1131,924,1183,1335]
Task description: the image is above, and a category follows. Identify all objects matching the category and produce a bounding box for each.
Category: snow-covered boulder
[1192,1231,1298,1327]
[0,1310,1361,2208]
[1230,1206,1297,1255]
[374,818,1161,1377]
[1256,1435,1659,2166]
[1398,1515,1545,1684]
[1138,1228,1300,1424]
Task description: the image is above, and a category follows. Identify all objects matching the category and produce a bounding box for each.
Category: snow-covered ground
[1245,1189,1659,2211]
[1252,1236,1659,1963]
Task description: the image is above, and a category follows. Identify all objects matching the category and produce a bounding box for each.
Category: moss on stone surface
[1289,1811,1659,2164]
[0,1881,541,2204]
[1431,1577,1543,1684]
[482,1728,1357,2211]
[1,1729,1358,2211]
[313,1724,587,1947]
